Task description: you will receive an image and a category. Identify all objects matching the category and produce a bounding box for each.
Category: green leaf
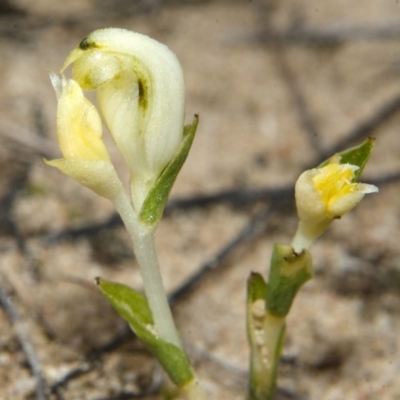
[318,138,375,182]
[96,278,153,338]
[266,244,313,317]
[97,278,194,387]
[145,336,194,386]
[247,272,268,303]
[139,115,199,226]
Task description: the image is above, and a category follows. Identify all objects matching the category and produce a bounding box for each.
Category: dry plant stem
[111,187,182,349]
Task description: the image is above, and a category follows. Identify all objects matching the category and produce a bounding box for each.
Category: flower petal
[45,158,121,199]
[56,78,110,162]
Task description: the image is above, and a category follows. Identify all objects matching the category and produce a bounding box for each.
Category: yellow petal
[56,78,110,162]
[312,163,378,218]
[45,158,121,199]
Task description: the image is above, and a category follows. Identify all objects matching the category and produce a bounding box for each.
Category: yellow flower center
[313,163,358,213]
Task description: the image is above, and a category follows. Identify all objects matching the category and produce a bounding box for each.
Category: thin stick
[42,187,293,243]
[0,285,48,400]
[0,119,58,158]
[169,204,276,305]
[50,362,92,395]
[317,94,400,163]
[274,47,323,154]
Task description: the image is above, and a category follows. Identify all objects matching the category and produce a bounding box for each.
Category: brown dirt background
[1,1,400,399]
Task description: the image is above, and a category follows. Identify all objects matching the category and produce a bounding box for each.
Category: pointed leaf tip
[139,115,199,226]
[318,138,375,182]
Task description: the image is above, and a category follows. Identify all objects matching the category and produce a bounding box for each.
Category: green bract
[97,279,194,387]
[318,137,375,182]
[139,115,199,226]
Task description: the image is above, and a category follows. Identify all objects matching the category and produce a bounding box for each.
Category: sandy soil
[1,1,400,399]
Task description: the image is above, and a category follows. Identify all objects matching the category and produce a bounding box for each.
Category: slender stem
[247,304,285,400]
[133,226,183,348]
[291,221,314,253]
[181,379,208,400]
[110,186,208,400]
[111,187,182,349]
[291,219,332,253]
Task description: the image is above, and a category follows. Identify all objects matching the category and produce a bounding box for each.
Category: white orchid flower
[59,28,185,211]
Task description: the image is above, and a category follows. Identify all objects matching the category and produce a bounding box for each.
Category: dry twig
[0,285,48,400]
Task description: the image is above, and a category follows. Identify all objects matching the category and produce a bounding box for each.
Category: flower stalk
[247,246,312,400]
[110,187,182,348]
[247,273,285,400]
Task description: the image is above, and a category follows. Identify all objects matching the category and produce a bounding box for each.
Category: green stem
[248,306,285,400]
[111,187,182,349]
[110,187,207,399]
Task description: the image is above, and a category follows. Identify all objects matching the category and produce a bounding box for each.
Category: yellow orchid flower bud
[60,28,185,211]
[292,161,378,252]
[45,73,121,199]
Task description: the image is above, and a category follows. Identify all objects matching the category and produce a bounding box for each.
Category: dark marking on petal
[138,79,148,111]
[79,37,97,50]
